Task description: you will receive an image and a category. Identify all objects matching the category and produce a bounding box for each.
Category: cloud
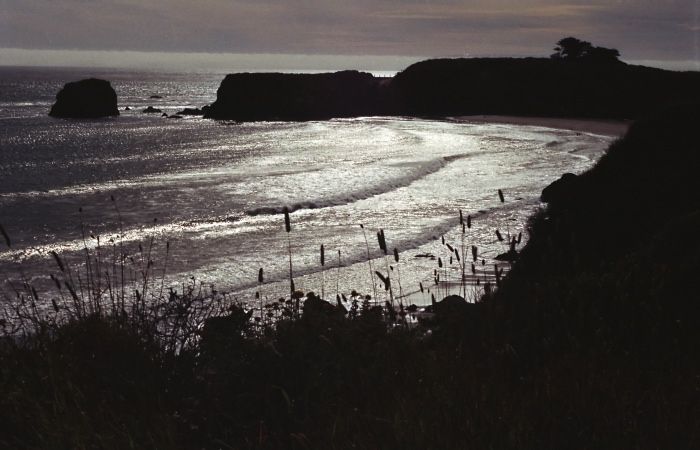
[1,0,698,65]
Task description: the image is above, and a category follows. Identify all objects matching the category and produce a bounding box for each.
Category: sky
[1,0,699,71]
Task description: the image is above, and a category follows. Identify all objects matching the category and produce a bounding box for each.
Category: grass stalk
[377,229,394,306]
[336,249,341,300]
[360,224,377,302]
[320,244,325,300]
[284,207,294,296]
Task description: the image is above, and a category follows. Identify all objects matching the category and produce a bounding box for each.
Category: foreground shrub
[0,315,177,449]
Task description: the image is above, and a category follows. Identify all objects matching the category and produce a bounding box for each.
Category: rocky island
[49,78,119,119]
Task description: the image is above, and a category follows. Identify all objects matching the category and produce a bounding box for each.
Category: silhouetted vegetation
[550,37,621,63]
[2,102,699,448]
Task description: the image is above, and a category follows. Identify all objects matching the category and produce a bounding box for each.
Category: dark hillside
[475,103,700,446]
[521,102,700,270]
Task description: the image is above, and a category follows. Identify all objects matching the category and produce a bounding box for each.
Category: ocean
[0,66,616,312]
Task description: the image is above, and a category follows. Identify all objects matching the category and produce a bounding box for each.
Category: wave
[212,221,471,292]
[226,197,541,294]
[245,156,456,216]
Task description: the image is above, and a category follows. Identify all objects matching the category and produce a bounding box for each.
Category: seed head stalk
[284,207,294,296]
[360,224,377,303]
[320,244,325,300]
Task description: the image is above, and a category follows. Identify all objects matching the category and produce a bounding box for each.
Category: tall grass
[0,189,529,449]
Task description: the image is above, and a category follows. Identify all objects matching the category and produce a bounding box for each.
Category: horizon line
[1,48,698,73]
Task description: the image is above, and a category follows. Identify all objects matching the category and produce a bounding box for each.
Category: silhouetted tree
[551,37,621,63]
[551,37,592,60]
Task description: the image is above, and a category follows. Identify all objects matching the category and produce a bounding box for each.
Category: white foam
[246,156,451,215]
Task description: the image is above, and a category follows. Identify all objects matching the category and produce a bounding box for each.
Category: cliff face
[204,70,394,121]
[205,58,700,122]
[49,78,119,119]
[391,57,700,119]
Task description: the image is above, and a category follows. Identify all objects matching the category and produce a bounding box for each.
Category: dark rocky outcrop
[391,57,700,119]
[541,172,578,203]
[143,106,162,113]
[49,78,119,119]
[204,70,394,121]
[420,294,483,331]
[176,107,205,116]
[495,249,519,262]
[427,295,472,315]
[204,58,700,123]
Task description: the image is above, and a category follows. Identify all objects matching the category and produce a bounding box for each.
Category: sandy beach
[456,115,631,137]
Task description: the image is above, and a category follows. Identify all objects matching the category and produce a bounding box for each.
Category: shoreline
[455,115,631,137]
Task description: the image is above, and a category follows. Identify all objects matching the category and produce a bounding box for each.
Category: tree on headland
[551,37,592,59]
[551,36,620,63]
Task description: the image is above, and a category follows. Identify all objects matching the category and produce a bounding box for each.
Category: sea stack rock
[49,78,119,118]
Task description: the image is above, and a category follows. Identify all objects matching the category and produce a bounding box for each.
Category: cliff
[392,57,700,119]
[206,58,700,121]
[204,70,393,121]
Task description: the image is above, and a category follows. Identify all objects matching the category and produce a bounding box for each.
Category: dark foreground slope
[501,102,700,299]
[480,102,700,446]
[206,58,700,121]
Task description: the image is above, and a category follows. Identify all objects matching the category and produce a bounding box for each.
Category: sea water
[0,66,616,311]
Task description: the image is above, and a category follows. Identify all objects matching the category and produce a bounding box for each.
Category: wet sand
[456,115,631,137]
